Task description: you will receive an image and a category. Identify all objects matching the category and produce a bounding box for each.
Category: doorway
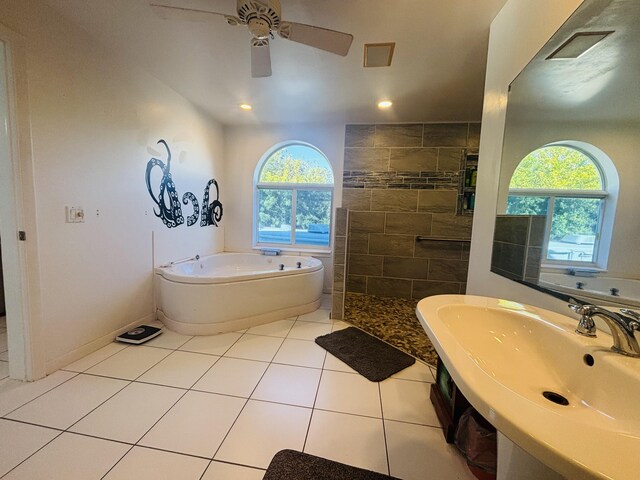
[0,29,43,381]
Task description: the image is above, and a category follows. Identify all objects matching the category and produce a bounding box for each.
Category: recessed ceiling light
[546,31,614,59]
[377,100,393,109]
[240,104,253,111]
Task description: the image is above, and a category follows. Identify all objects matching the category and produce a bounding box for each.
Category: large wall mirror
[492,0,640,307]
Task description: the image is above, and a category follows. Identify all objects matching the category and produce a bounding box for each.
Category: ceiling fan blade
[251,38,272,78]
[278,22,353,56]
[150,4,240,26]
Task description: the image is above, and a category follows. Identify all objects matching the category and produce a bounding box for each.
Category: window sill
[541,264,607,274]
[253,246,332,257]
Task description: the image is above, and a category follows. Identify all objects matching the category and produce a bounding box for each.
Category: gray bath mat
[315,327,415,382]
[263,450,400,480]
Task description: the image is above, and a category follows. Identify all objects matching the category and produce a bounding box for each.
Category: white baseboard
[45,313,156,375]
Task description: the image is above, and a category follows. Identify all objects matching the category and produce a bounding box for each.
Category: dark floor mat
[315,327,415,382]
[263,450,400,480]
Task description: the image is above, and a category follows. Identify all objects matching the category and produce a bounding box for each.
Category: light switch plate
[65,206,85,223]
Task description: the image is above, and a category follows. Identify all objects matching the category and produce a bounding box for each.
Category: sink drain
[542,391,569,406]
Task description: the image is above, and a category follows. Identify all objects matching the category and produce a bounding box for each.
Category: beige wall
[467,0,585,310]
[341,123,479,300]
[0,1,225,373]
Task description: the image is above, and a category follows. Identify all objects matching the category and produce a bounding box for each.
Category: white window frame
[253,142,334,253]
[507,189,607,267]
[507,142,617,271]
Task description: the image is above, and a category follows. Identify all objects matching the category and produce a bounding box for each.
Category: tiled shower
[333,123,480,320]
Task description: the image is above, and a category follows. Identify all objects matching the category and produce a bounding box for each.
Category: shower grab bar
[416,236,471,243]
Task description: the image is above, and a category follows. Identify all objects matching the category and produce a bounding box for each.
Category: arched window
[254,143,334,249]
[507,145,614,266]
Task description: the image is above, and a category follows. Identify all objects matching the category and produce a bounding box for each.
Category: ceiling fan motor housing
[237,0,281,39]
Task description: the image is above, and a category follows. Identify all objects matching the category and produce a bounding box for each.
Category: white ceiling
[45,0,508,126]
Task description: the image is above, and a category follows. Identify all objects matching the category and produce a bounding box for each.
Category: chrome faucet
[569,304,640,357]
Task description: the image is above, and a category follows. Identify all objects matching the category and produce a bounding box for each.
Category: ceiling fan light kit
[151,0,354,78]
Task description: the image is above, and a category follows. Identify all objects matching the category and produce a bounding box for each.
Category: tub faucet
[569,304,640,357]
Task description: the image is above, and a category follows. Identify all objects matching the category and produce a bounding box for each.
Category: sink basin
[416,295,640,480]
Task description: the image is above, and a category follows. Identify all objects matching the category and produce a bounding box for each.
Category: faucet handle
[569,303,597,337]
[569,303,591,315]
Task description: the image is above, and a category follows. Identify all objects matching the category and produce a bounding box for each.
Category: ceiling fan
[150,0,354,78]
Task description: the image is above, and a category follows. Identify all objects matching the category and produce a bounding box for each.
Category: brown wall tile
[423,124,468,147]
[331,293,344,320]
[528,216,547,247]
[468,123,481,150]
[437,148,464,171]
[334,236,346,256]
[494,216,530,245]
[389,148,438,171]
[415,239,463,259]
[345,125,375,147]
[348,233,369,254]
[333,269,345,292]
[412,280,461,299]
[368,234,415,256]
[344,148,389,171]
[418,190,457,213]
[491,241,525,278]
[371,189,418,212]
[348,254,383,276]
[385,213,432,236]
[374,124,423,147]
[367,277,413,297]
[335,208,348,236]
[342,189,372,211]
[428,259,470,282]
[383,257,429,280]
[347,275,367,293]
[462,243,471,261]
[349,211,385,233]
[431,214,473,238]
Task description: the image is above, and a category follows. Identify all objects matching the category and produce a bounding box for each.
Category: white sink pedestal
[497,432,565,480]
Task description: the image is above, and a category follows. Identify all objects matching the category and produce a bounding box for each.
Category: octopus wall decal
[145,139,223,229]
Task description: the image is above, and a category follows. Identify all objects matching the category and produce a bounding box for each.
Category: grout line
[301,342,328,452]
[61,344,131,375]
[378,382,391,476]
[1,371,81,418]
[99,443,135,480]
[208,324,293,463]
[0,427,65,479]
[64,377,133,432]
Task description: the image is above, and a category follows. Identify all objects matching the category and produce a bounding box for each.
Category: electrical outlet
[65,206,85,223]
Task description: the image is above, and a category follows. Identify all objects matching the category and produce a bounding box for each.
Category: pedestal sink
[416,295,640,480]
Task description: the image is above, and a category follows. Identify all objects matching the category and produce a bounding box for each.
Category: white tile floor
[0,302,474,479]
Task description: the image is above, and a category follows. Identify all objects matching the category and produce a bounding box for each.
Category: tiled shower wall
[339,123,480,301]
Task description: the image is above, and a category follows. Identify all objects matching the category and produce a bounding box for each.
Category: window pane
[509,146,603,190]
[259,145,334,184]
[506,196,549,215]
[295,190,332,246]
[547,197,602,263]
[258,189,292,244]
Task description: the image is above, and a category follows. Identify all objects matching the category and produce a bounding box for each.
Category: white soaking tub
[155,253,324,335]
[539,272,640,308]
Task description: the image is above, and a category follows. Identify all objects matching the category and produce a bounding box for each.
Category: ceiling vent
[546,31,613,59]
[364,43,395,67]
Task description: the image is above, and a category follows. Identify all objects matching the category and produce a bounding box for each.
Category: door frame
[0,23,45,381]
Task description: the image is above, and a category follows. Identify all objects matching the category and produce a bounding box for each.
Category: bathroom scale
[116,325,162,344]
